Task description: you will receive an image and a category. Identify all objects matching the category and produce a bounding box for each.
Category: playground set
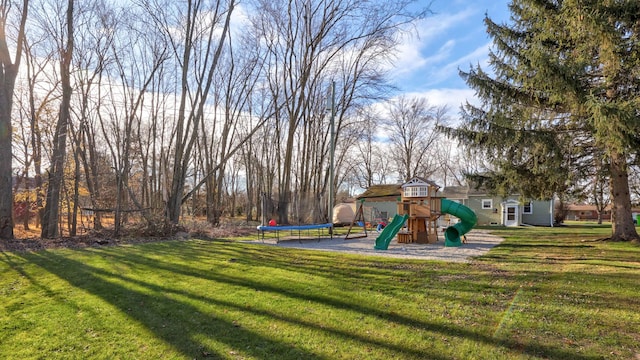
[257,177,477,249]
[348,177,477,249]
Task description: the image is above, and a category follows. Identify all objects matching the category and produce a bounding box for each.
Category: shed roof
[356,184,402,200]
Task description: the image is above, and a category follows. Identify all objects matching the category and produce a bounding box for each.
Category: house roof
[440,186,468,199]
[441,184,500,198]
[467,186,494,196]
[356,184,402,200]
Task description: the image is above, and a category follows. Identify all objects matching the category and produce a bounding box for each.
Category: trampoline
[257,223,333,243]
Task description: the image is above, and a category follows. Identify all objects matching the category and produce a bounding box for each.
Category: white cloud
[363,88,480,131]
[389,8,476,77]
[415,8,477,46]
[423,42,492,87]
[401,88,480,114]
[390,39,427,75]
[445,42,492,72]
[230,3,250,36]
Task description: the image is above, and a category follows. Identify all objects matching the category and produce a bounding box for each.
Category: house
[441,186,554,227]
[565,204,611,221]
[564,204,640,222]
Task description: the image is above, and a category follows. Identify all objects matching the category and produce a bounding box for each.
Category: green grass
[1,225,639,359]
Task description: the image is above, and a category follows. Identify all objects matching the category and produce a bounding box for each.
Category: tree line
[6,0,634,243]
[2,0,467,239]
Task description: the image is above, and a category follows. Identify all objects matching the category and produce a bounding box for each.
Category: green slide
[441,198,477,247]
[374,214,409,250]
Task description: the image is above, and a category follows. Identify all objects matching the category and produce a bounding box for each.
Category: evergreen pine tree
[443,0,640,241]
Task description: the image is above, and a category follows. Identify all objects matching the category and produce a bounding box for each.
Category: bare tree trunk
[70,133,80,236]
[0,0,28,239]
[593,154,608,226]
[163,0,235,228]
[241,143,255,222]
[23,40,51,230]
[0,89,14,238]
[74,4,117,232]
[42,0,74,239]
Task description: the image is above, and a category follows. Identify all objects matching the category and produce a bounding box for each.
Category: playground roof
[401,177,440,189]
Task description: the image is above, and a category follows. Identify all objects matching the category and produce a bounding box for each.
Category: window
[404,186,429,197]
[482,199,493,209]
[523,201,532,214]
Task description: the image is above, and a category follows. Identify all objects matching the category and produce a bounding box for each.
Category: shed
[355,184,402,223]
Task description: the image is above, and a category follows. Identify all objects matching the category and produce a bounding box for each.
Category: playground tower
[396,177,443,244]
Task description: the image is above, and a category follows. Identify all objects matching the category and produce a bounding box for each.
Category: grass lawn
[1,224,639,359]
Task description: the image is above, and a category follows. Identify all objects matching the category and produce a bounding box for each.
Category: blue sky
[390,0,511,111]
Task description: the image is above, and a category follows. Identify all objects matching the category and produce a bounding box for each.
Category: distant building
[564,204,611,221]
[441,186,554,227]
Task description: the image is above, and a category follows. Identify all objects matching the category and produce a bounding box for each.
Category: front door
[504,205,519,226]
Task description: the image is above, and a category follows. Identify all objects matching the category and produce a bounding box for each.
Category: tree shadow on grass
[8,248,457,359]
[8,250,328,359]
[93,242,605,359]
[4,242,605,360]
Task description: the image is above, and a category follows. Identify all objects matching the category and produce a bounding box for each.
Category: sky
[390,0,512,112]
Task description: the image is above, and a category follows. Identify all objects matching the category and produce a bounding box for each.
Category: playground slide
[440,198,477,247]
[374,214,409,250]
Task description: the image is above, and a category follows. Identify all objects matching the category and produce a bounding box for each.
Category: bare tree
[349,109,389,188]
[201,31,263,225]
[386,96,447,182]
[237,84,281,223]
[100,8,168,235]
[14,30,60,231]
[65,1,121,233]
[41,0,74,238]
[432,137,465,188]
[141,0,236,228]
[591,154,610,225]
[0,0,28,239]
